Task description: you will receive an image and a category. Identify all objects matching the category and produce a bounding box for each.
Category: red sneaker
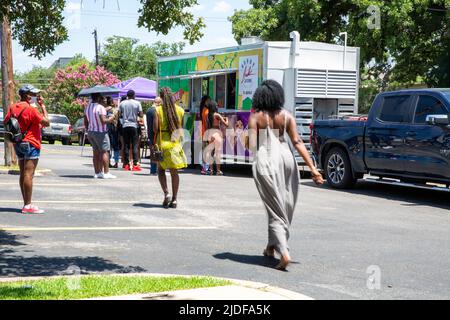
[124,164,131,171]
[22,205,45,214]
[132,165,142,172]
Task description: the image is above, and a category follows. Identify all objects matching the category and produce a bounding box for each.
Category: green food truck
[157,31,360,167]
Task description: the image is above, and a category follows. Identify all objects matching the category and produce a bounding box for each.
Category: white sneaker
[96,173,104,179]
[102,173,117,179]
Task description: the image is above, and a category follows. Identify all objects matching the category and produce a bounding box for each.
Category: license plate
[52,126,63,131]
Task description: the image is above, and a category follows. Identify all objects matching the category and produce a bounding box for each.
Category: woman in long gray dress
[249,80,324,271]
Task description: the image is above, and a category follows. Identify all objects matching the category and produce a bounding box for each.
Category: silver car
[42,114,73,145]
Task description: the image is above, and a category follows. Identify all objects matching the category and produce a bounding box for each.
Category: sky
[13,0,251,73]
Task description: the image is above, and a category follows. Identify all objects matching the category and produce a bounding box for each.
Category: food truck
[157,31,360,167]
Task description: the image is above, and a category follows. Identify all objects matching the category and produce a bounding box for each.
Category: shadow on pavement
[0,208,22,214]
[0,230,147,277]
[133,203,163,209]
[59,175,95,179]
[301,180,450,210]
[213,252,280,270]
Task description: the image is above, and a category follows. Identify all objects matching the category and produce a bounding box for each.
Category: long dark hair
[200,95,210,116]
[252,80,285,112]
[160,87,181,134]
[207,100,218,128]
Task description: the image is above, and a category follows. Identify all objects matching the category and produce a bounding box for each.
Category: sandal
[163,195,171,209]
[216,171,224,176]
[169,200,178,209]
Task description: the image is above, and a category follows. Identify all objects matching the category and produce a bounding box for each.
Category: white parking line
[0,183,88,187]
[0,226,218,232]
[0,200,142,204]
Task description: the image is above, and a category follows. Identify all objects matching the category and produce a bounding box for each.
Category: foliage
[99,36,185,80]
[150,41,186,57]
[14,66,55,92]
[230,0,450,89]
[1,0,68,59]
[46,64,120,124]
[137,0,205,45]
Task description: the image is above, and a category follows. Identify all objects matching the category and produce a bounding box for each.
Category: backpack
[4,106,31,144]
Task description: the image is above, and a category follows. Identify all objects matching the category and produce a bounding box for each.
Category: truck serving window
[414,96,448,124]
[378,95,413,123]
[227,73,237,110]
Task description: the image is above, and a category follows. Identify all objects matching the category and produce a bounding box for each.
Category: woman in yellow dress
[154,87,188,208]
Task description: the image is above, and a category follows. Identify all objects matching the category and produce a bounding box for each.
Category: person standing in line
[105,96,120,168]
[249,80,324,271]
[154,87,188,209]
[199,95,211,175]
[206,100,229,176]
[146,97,162,175]
[4,85,50,214]
[84,94,117,179]
[119,90,143,171]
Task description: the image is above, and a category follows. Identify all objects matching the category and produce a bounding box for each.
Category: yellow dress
[155,105,188,170]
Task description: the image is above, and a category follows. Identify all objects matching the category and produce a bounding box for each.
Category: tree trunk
[1,15,15,166]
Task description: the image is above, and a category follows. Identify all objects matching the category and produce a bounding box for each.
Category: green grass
[0,275,231,300]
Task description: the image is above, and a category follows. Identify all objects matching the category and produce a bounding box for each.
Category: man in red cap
[4,84,50,214]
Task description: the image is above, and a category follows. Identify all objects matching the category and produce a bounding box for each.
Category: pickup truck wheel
[325,148,356,189]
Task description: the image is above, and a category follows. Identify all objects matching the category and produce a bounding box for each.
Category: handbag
[150,113,164,162]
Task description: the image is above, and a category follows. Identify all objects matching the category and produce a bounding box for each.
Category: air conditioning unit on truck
[157,31,360,168]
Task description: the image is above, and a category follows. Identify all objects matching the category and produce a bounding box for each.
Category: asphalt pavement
[0,143,449,300]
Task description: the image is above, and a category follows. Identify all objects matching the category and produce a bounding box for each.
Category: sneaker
[96,172,104,179]
[22,205,45,214]
[102,173,117,179]
[124,164,131,171]
[132,165,142,172]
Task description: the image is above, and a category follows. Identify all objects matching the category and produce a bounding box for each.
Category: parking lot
[0,143,449,300]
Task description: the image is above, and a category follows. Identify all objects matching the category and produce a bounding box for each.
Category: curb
[0,169,52,176]
[0,273,313,300]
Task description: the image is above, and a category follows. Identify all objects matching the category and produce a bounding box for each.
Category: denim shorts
[14,142,41,161]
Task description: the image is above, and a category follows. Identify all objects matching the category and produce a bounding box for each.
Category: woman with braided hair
[154,87,188,208]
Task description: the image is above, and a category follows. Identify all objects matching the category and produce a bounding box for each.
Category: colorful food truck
[157,31,360,167]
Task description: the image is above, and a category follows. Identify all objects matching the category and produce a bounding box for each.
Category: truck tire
[324,147,356,189]
[48,139,55,145]
[62,138,69,146]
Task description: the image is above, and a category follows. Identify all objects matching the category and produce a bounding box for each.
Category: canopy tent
[112,77,157,101]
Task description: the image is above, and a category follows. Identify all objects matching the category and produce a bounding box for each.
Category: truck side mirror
[426,114,449,126]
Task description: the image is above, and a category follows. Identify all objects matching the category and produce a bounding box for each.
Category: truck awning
[158,69,237,81]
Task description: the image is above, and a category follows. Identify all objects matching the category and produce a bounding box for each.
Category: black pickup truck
[311,89,450,190]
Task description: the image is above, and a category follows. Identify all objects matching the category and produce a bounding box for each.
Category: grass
[0,275,231,300]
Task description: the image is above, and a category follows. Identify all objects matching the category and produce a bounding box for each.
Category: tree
[99,36,185,80]
[14,65,56,91]
[46,64,120,124]
[230,0,450,89]
[138,0,205,45]
[150,41,186,57]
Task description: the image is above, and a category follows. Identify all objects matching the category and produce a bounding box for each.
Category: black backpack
[4,106,31,144]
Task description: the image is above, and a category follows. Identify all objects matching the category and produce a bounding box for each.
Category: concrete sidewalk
[89,277,314,300]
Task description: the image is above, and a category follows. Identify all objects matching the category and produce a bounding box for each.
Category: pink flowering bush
[47,64,120,124]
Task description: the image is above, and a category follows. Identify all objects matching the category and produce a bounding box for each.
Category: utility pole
[93,29,99,66]
[1,15,14,166]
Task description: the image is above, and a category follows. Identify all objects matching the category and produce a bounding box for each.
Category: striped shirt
[85,103,107,133]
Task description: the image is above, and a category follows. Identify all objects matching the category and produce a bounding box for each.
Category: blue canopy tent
[112,77,157,101]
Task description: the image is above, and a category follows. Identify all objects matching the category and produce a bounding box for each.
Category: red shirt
[5,101,44,149]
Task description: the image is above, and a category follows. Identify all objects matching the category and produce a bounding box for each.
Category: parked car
[42,114,73,145]
[71,117,89,146]
[0,109,4,138]
[311,89,450,189]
